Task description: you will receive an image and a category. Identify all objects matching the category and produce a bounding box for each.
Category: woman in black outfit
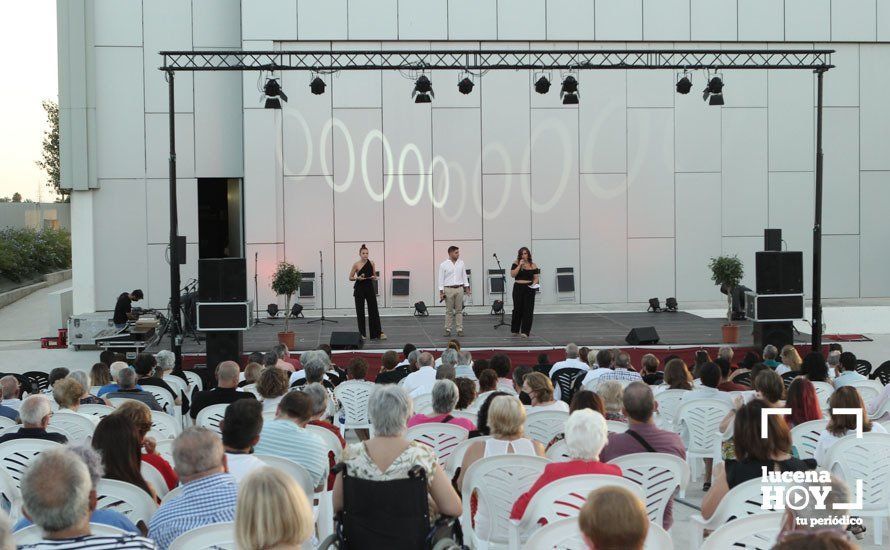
[510,247,540,338]
[349,244,386,341]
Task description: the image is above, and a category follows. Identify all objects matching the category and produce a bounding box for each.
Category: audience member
[257,367,289,413]
[510,409,621,519]
[235,467,314,550]
[67,370,105,406]
[112,401,178,491]
[408,379,475,431]
[99,350,119,369]
[221,399,265,482]
[397,343,417,368]
[814,386,886,465]
[597,380,626,421]
[454,350,476,380]
[132,353,183,410]
[454,377,477,410]
[833,352,867,388]
[512,364,533,404]
[467,391,510,438]
[375,350,408,384]
[52,378,96,422]
[262,352,278,370]
[402,352,436,397]
[691,349,711,379]
[686,363,735,406]
[777,345,803,376]
[19,448,154,548]
[303,383,345,490]
[490,354,516,394]
[591,352,642,388]
[661,358,693,391]
[254,391,328,488]
[533,352,552,375]
[579,486,649,550]
[785,378,823,428]
[772,531,857,550]
[546,390,605,450]
[717,346,734,364]
[149,428,238,550]
[106,367,162,411]
[97,361,138,397]
[45,368,70,394]
[90,362,112,387]
[0,375,22,410]
[549,344,589,401]
[826,351,841,380]
[346,357,369,381]
[439,348,459,374]
[600,383,685,528]
[640,354,663,385]
[523,372,569,412]
[91,414,158,501]
[716,358,747,391]
[272,343,296,373]
[240,362,263,388]
[333,385,462,521]
[754,369,785,406]
[762,345,781,369]
[471,358,490,379]
[246,351,265,368]
[436,363,457,381]
[777,474,851,541]
[578,346,591,365]
[805,355,832,384]
[189,361,256,419]
[0,395,66,444]
[730,351,761,381]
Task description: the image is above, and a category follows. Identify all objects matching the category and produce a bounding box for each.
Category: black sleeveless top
[354,260,374,289]
[511,263,540,283]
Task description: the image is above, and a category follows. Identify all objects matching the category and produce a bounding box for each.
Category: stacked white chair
[412,393,434,415]
[847,379,883,403]
[48,411,96,444]
[673,398,732,482]
[169,522,235,550]
[789,418,828,461]
[78,404,115,418]
[811,381,834,411]
[608,452,691,527]
[194,403,229,436]
[334,381,376,436]
[654,389,687,429]
[508,474,644,549]
[524,517,673,550]
[95,478,159,526]
[699,511,784,549]
[689,477,767,547]
[406,423,469,467]
[523,410,569,445]
[0,439,63,489]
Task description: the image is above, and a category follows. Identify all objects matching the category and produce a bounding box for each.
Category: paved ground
[0,279,71,351]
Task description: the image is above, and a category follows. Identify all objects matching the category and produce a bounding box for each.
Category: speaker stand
[307,250,338,325]
[253,252,273,326]
[492,255,509,329]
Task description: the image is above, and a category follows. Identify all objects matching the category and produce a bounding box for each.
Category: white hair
[21,448,92,533]
[565,343,579,359]
[368,385,411,437]
[19,395,51,426]
[173,427,225,477]
[155,350,176,372]
[68,371,91,392]
[564,409,608,460]
[109,361,129,381]
[431,379,459,414]
[440,349,459,369]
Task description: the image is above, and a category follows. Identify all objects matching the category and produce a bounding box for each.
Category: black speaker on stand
[753,322,794,350]
[199,257,247,372]
[205,331,243,375]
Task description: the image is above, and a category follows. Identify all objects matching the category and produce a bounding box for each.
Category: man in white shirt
[401,352,437,397]
[578,349,615,388]
[549,343,589,401]
[833,352,867,388]
[454,350,476,380]
[592,352,644,389]
[437,245,470,337]
[0,375,22,410]
[684,363,735,407]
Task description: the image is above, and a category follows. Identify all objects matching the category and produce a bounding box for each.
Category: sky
[0,1,58,202]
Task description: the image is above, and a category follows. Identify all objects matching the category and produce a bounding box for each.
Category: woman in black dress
[510,247,540,338]
[349,244,386,340]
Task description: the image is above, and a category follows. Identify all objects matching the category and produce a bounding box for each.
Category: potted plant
[270,261,302,349]
[708,255,744,343]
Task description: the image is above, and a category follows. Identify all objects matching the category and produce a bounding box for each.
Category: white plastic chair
[790,418,828,461]
[144,385,180,424]
[606,420,628,433]
[241,383,262,399]
[48,411,96,444]
[0,418,15,430]
[673,398,732,481]
[334,381,376,434]
[545,438,570,462]
[15,523,128,545]
[689,477,768,547]
[848,379,883,403]
[0,467,22,521]
[412,393,434,415]
[194,403,229,436]
[406,423,469,467]
[699,511,784,549]
[163,375,189,399]
[155,438,175,466]
[524,516,673,550]
[824,432,890,544]
[508,474,644,549]
[161,484,183,504]
[255,454,315,497]
[451,409,477,426]
[608,452,691,527]
[95,478,159,526]
[78,404,115,418]
[150,410,181,439]
[183,370,203,393]
[306,424,344,465]
[141,460,170,499]
[108,397,142,408]
[523,410,569,445]
[0,438,63,488]
[444,436,491,478]
[460,454,549,548]
[811,381,834,411]
[654,389,687,429]
[169,521,235,550]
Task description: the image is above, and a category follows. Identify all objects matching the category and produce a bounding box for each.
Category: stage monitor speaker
[175,236,187,264]
[199,258,247,302]
[753,321,794,351]
[330,331,364,350]
[625,326,660,345]
[764,229,782,252]
[756,251,803,295]
[205,331,243,374]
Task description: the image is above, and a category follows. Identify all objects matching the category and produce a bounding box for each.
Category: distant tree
[36,100,66,202]
[0,197,10,203]
[11,193,22,203]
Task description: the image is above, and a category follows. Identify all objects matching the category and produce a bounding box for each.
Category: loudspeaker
[330,331,364,350]
[175,236,187,264]
[205,331,243,374]
[756,251,803,295]
[199,258,247,301]
[753,321,794,350]
[196,302,251,331]
[764,228,782,252]
[625,326,660,345]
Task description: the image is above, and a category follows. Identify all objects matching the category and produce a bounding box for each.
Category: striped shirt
[592,368,644,387]
[254,418,328,487]
[19,534,156,549]
[148,473,237,550]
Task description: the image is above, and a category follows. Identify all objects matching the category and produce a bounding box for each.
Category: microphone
[493,253,498,259]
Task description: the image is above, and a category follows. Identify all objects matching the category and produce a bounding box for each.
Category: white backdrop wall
[58,0,890,314]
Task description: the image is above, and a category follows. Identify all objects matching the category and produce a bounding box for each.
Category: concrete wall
[0,203,71,231]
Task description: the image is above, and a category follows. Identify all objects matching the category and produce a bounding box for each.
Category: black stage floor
[151,311,808,353]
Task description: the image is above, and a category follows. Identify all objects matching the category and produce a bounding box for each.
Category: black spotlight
[560,75,579,105]
[665,297,678,312]
[647,298,662,312]
[534,75,551,94]
[412,75,434,103]
[676,75,693,94]
[457,77,474,95]
[491,300,504,314]
[414,301,429,317]
[263,78,288,109]
[266,304,279,317]
[291,303,304,318]
[309,76,326,95]
[702,76,724,105]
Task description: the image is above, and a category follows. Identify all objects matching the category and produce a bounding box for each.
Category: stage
[148,309,809,354]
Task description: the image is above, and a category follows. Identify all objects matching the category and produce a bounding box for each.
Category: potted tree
[270,261,302,349]
[708,255,744,343]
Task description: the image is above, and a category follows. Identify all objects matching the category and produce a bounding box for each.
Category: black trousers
[354,284,382,339]
[510,284,536,334]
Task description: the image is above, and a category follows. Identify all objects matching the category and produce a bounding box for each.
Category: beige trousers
[443,286,464,331]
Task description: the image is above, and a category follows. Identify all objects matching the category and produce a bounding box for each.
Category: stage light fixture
[414,301,429,316]
[534,75,551,94]
[491,300,504,314]
[263,77,288,109]
[266,304,279,317]
[309,76,326,95]
[702,76,724,105]
[457,76,474,95]
[412,75,434,103]
[648,298,662,312]
[291,303,304,318]
[676,74,693,94]
[665,297,678,311]
[560,75,579,105]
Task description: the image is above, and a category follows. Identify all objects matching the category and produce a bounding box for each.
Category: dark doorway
[198,178,243,258]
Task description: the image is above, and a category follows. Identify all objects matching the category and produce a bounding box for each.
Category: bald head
[622,382,656,423]
[216,361,240,387]
[173,427,225,481]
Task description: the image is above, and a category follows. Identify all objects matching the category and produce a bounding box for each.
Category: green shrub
[0,227,71,282]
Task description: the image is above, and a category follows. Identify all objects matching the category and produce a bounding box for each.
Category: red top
[717,381,749,392]
[142,453,178,490]
[509,461,623,520]
[308,419,346,490]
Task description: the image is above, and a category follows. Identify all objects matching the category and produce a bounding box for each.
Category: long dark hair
[516,247,532,264]
[92,414,154,497]
[475,391,510,436]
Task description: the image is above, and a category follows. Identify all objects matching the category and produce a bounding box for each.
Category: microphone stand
[253,252,273,326]
[492,254,509,329]
[308,250,337,325]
